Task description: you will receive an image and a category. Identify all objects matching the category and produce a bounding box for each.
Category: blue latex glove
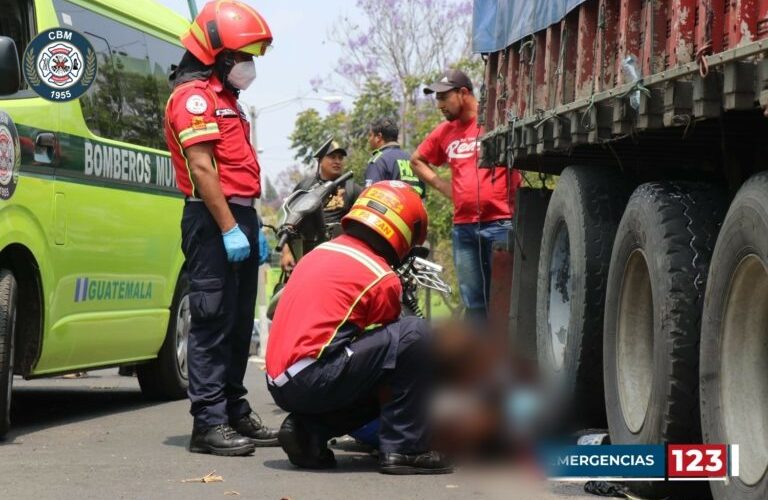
[258,227,270,266]
[222,224,251,262]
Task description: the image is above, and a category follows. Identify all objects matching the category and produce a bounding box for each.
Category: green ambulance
[0,0,193,437]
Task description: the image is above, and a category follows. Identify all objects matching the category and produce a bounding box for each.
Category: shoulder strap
[368,149,383,164]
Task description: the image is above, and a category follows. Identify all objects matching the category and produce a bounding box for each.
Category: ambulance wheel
[137,273,189,400]
[0,270,17,438]
[701,172,768,500]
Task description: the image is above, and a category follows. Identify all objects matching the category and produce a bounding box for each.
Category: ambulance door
[46,0,182,369]
[0,0,61,370]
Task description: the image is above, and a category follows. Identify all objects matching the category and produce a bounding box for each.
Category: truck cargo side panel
[596,0,619,91]
[558,15,579,105]
[576,1,598,99]
[668,0,697,66]
[506,45,521,119]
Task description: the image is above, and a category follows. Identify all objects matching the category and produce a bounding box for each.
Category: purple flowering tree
[329,0,475,144]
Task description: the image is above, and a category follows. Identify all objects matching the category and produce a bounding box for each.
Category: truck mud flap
[508,187,551,362]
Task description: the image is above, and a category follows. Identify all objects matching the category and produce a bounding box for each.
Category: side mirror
[0,36,20,95]
[410,246,430,259]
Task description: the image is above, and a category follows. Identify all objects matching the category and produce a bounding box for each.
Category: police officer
[266,181,452,475]
[164,0,278,456]
[279,138,362,272]
[364,118,426,198]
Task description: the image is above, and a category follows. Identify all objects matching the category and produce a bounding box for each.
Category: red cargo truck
[474,1,768,498]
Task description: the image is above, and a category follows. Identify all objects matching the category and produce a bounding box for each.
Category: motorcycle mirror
[410,246,430,259]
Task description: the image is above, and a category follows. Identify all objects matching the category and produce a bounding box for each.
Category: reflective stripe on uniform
[367,149,383,164]
[314,241,395,358]
[178,123,220,143]
[354,196,413,244]
[317,241,392,277]
[190,22,208,49]
[396,159,424,195]
[318,242,385,275]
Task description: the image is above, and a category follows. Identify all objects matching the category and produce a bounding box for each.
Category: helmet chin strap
[215,51,240,96]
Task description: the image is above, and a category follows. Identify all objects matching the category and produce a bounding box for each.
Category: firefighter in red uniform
[164,0,278,456]
[266,181,453,475]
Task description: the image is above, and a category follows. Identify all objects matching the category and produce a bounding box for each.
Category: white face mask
[227,60,256,90]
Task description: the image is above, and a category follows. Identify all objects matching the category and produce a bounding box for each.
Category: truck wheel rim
[547,223,571,371]
[175,295,190,379]
[721,254,768,486]
[617,249,654,434]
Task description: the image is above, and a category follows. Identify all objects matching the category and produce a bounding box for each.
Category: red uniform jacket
[265,235,402,378]
[164,75,261,198]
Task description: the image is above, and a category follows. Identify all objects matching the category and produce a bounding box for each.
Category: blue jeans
[452,219,513,323]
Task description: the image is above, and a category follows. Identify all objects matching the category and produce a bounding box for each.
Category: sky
[157,0,359,182]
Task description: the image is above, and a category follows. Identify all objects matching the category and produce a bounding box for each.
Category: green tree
[344,77,400,180]
[288,78,400,183]
[289,109,348,168]
[273,163,309,200]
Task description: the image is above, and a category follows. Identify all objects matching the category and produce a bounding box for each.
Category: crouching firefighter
[265,181,453,474]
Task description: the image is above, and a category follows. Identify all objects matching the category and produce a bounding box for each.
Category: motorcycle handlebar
[273,171,354,252]
[330,171,353,189]
[276,232,289,252]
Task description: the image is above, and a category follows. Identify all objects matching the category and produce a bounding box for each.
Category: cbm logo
[0,111,20,201]
[22,28,97,102]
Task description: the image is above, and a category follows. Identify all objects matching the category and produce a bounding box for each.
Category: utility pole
[247,95,341,357]
[187,0,198,18]
[248,106,258,151]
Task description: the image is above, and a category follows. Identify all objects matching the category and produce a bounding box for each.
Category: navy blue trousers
[268,317,433,454]
[181,202,259,427]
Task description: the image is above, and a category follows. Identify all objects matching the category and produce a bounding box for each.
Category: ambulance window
[145,36,183,130]
[53,0,179,151]
[0,0,35,90]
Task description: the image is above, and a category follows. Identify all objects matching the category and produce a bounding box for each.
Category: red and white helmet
[342,181,428,261]
[181,0,273,65]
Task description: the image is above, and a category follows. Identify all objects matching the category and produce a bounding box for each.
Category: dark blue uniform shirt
[364,143,426,198]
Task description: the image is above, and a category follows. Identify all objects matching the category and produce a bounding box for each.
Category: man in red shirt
[411,69,522,323]
[164,0,278,456]
[266,181,452,475]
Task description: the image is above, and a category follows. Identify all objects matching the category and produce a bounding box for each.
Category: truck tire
[604,182,726,499]
[0,270,17,438]
[536,166,631,429]
[701,172,768,500]
[137,273,189,400]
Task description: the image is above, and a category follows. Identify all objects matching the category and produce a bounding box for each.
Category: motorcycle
[265,172,451,321]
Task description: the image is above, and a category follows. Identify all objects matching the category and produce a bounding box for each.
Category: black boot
[277,414,336,469]
[189,424,255,456]
[231,412,279,447]
[379,451,453,475]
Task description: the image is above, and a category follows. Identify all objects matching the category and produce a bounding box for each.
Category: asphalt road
[0,362,593,500]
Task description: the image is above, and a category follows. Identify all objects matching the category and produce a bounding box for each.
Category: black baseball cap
[423,69,474,95]
[313,137,347,159]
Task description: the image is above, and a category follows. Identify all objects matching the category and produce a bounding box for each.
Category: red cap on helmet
[342,181,428,261]
[181,0,273,65]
